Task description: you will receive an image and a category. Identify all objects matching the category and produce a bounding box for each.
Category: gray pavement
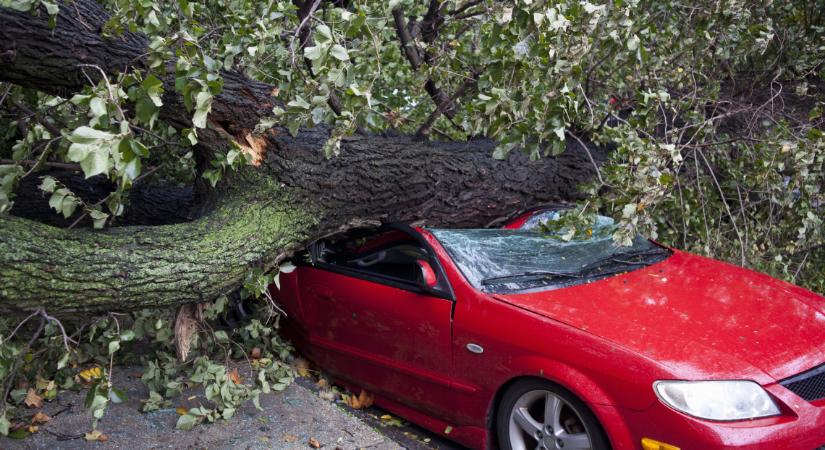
[1,366,466,450]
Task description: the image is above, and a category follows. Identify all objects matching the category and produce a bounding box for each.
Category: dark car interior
[315,229,428,285]
[308,226,454,299]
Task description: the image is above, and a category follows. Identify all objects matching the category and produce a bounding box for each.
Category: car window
[316,231,428,285]
[429,228,671,293]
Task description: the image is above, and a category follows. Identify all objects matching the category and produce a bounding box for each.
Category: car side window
[316,230,428,286]
[344,244,427,283]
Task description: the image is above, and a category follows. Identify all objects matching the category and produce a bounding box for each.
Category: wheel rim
[508,389,593,450]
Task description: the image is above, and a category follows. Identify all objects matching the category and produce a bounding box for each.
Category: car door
[298,227,456,417]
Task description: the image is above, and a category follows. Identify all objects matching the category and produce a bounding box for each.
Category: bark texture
[11,169,195,227]
[0,1,605,313]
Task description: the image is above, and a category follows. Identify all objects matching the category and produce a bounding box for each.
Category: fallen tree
[0,0,604,313]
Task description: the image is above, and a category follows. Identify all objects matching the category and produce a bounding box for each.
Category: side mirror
[416,259,438,290]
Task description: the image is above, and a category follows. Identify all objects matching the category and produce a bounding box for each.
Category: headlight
[654,380,780,421]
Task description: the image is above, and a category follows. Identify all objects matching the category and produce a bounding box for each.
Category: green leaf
[40,0,58,16]
[304,45,324,61]
[120,329,135,341]
[311,107,326,125]
[10,389,27,404]
[3,0,36,12]
[89,97,107,118]
[90,393,109,420]
[57,352,70,370]
[48,189,67,212]
[183,128,198,146]
[192,91,213,128]
[329,44,349,61]
[287,96,310,110]
[0,412,10,436]
[38,176,57,193]
[213,330,229,342]
[122,157,141,181]
[70,94,91,106]
[60,195,78,219]
[202,169,221,187]
[142,74,165,107]
[135,97,158,128]
[7,428,28,439]
[627,34,640,50]
[109,387,127,404]
[79,145,112,178]
[108,340,120,354]
[176,413,199,431]
[68,126,116,144]
[315,24,332,43]
[129,139,149,158]
[492,146,508,160]
[89,209,109,229]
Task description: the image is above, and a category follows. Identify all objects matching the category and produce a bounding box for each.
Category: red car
[271,208,825,450]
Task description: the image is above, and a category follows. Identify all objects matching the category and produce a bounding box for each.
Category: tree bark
[10,169,195,227]
[0,1,605,313]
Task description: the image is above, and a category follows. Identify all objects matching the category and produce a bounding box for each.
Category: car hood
[492,250,825,382]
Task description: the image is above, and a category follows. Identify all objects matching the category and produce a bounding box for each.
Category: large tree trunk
[0,1,604,313]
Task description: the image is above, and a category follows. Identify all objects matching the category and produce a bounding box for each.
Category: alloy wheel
[508,389,592,450]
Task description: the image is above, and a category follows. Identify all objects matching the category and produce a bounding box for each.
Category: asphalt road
[1,366,468,450]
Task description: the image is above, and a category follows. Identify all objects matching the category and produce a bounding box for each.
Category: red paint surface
[271,221,825,450]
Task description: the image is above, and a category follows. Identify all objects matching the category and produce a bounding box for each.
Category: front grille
[780,363,825,402]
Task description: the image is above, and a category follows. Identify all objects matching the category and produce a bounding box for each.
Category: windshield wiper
[577,247,669,275]
[481,270,580,286]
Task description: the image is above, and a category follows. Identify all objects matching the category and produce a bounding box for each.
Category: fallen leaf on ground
[308,437,321,448]
[27,424,38,433]
[78,366,102,383]
[346,389,374,409]
[229,367,242,384]
[35,377,54,391]
[318,390,336,402]
[24,388,43,408]
[282,433,298,443]
[175,407,188,415]
[250,347,261,359]
[380,414,404,427]
[31,411,51,424]
[84,429,108,442]
[316,377,329,389]
[7,426,28,439]
[295,358,310,377]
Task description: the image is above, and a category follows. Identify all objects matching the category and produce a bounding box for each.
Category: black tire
[495,378,611,450]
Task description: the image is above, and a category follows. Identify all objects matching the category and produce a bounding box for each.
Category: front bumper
[595,383,825,450]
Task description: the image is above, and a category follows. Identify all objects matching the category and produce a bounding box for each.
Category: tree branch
[417,72,478,138]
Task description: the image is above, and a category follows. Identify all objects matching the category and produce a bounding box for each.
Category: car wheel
[496,379,610,450]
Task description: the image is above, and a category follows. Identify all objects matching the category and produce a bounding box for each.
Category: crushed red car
[271,207,825,450]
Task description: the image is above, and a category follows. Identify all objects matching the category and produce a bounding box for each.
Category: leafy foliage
[1,0,821,289]
[0,291,295,435]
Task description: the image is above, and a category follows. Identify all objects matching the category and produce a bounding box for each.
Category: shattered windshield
[429,229,671,293]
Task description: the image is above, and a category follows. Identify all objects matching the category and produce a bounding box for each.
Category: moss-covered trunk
[1,128,602,313]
